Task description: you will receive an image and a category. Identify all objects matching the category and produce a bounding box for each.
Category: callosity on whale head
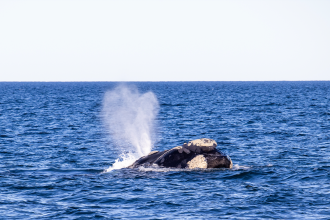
[128,138,233,169]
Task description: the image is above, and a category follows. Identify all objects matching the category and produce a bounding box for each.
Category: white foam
[231,164,251,170]
[104,153,137,172]
[137,165,234,172]
[137,165,187,172]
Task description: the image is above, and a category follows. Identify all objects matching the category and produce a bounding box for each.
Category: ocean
[0,81,329,219]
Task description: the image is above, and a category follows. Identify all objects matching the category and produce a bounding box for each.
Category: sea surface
[0,81,330,219]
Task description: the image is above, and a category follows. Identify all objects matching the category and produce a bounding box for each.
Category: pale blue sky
[0,0,329,81]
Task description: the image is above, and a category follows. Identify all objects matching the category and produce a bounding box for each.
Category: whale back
[127,138,232,169]
[128,151,164,168]
[154,147,196,168]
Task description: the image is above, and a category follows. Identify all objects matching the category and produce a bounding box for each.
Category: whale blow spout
[128,138,232,169]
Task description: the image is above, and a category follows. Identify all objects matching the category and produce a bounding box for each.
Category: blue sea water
[0,81,330,219]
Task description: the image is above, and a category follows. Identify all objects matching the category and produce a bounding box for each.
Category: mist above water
[102,85,159,171]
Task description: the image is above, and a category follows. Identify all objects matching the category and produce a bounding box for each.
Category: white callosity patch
[173,146,190,154]
[183,138,217,152]
[102,85,159,171]
[187,155,208,169]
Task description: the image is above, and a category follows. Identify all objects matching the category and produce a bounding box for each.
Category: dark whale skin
[128,147,232,169]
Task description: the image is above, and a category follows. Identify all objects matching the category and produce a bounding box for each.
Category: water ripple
[0,82,330,219]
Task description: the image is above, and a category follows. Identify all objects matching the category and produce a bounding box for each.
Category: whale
[128,138,233,169]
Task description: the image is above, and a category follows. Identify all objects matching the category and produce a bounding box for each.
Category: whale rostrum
[128,138,233,169]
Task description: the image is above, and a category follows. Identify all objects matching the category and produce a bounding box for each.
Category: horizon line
[0,80,329,83]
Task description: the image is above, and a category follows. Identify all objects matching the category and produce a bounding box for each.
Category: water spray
[102,85,159,171]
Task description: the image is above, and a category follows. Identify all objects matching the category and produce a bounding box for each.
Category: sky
[0,0,329,81]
